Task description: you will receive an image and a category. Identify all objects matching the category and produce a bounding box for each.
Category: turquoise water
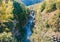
[20,0,43,6]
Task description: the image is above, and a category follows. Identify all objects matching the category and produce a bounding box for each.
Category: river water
[24,10,35,42]
[12,10,35,42]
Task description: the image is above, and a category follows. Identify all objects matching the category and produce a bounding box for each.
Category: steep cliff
[29,0,60,42]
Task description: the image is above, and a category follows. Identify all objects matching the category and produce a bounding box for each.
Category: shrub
[40,1,46,12]
[13,1,29,42]
[45,0,56,13]
[13,1,28,28]
[45,20,50,28]
[45,3,56,13]
[0,0,14,22]
[56,1,60,9]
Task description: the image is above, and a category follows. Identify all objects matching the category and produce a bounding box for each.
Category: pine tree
[0,0,14,41]
[0,0,14,23]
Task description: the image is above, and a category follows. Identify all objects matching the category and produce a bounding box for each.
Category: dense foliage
[0,0,14,42]
[0,0,29,42]
[13,1,29,42]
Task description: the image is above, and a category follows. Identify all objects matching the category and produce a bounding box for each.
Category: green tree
[13,1,29,42]
[0,0,14,42]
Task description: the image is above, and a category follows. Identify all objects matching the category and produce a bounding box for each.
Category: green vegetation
[45,0,56,13]
[0,0,29,42]
[56,0,60,9]
[0,0,14,41]
[45,20,50,28]
[40,2,46,12]
[46,3,56,13]
[13,1,28,28]
[0,0,60,42]
[13,1,29,42]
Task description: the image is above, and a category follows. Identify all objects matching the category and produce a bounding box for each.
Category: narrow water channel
[24,10,35,42]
